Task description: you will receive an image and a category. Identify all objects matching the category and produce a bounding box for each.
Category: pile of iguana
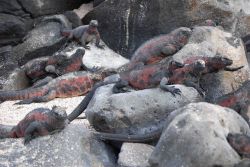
[67,56,242,123]
[22,48,85,83]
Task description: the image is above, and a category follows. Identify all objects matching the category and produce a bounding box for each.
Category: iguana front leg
[183,80,205,97]
[24,121,49,145]
[15,90,57,105]
[235,100,250,125]
[112,80,132,93]
[161,44,177,56]
[95,33,105,49]
[80,33,90,49]
[160,77,181,96]
[32,76,53,88]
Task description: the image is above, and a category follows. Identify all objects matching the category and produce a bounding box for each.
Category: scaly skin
[0,71,105,104]
[227,133,250,158]
[214,80,250,124]
[119,27,192,72]
[0,106,67,144]
[22,49,85,82]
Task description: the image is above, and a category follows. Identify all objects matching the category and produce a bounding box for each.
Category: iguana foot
[159,77,181,96]
[96,44,105,49]
[113,80,131,93]
[24,135,33,145]
[15,99,33,105]
[84,45,90,50]
[160,85,181,97]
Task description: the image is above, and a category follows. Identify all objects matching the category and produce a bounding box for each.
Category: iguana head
[172,27,192,46]
[51,106,67,121]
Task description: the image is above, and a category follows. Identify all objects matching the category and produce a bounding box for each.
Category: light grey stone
[85,84,202,135]
[118,143,154,167]
[149,102,250,167]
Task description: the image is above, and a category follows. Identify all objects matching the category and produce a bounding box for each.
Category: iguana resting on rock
[118,27,192,72]
[67,60,185,121]
[0,106,67,144]
[214,80,250,125]
[227,133,250,158]
[68,56,242,123]
[22,48,85,83]
[88,57,243,142]
[61,20,104,49]
[114,56,243,96]
[0,70,109,104]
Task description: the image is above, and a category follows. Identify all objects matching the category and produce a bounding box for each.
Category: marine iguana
[22,48,85,83]
[0,106,67,144]
[214,80,250,124]
[87,57,243,142]
[118,27,192,72]
[227,133,250,158]
[61,20,104,49]
[0,70,107,104]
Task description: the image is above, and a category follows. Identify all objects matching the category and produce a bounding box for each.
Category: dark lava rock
[83,0,250,59]
[18,0,84,18]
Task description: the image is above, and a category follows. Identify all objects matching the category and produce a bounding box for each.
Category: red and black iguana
[0,106,68,144]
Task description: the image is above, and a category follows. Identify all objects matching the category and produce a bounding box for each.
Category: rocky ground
[0,0,250,167]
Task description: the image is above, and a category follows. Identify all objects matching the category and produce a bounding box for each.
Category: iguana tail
[0,87,48,101]
[0,124,14,138]
[93,129,162,142]
[67,80,118,122]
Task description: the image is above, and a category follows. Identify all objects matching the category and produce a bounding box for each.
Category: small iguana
[22,48,85,83]
[61,20,104,49]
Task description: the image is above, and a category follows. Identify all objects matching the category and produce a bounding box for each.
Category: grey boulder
[85,84,202,135]
[0,124,116,167]
[173,26,250,101]
[118,143,154,167]
[149,102,250,167]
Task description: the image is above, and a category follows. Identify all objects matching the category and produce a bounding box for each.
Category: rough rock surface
[0,97,116,167]
[85,84,202,134]
[118,143,154,167]
[0,0,32,46]
[0,124,116,167]
[83,0,250,58]
[11,14,71,65]
[0,46,19,90]
[2,68,29,91]
[173,26,250,101]
[74,2,93,19]
[149,102,250,167]
[0,13,31,46]
[82,41,130,70]
[18,0,83,18]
